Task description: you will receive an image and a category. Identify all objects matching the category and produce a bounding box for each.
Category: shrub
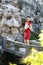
[22,48,43,65]
[38,30,43,46]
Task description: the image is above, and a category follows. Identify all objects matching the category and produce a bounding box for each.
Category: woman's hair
[26,16,30,18]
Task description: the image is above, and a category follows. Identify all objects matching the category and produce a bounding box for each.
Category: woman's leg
[24,39,27,44]
[27,40,30,44]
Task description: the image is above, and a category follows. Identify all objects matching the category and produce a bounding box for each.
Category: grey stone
[15,33,24,43]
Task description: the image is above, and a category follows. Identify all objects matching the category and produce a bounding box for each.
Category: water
[0,52,24,65]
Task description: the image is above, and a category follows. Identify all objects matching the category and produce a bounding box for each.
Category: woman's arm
[28,24,32,31]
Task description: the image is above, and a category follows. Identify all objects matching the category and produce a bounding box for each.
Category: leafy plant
[38,30,43,46]
[22,48,43,65]
[9,62,17,65]
[30,32,38,40]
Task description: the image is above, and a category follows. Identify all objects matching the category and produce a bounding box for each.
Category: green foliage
[30,32,38,40]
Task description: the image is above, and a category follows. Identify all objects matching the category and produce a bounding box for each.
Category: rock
[2,4,19,12]
[0,0,43,40]
[15,33,24,43]
[19,26,24,35]
[20,10,26,18]
[30,40,40,46]
[10,18,20,27]
[32,23,40,35]
[11,27,19,34]
[14,12,22,25]
[1,25,10,33]
[5,34,16,41]
[2,16,20,27]
[40,8,43,17]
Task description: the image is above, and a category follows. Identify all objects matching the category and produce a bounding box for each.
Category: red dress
[24,21,32,40]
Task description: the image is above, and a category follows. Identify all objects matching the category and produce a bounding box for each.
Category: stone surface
[0,0,43,41]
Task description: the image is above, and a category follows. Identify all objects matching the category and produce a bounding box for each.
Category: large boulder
[2,17,20,27]
[1,4,20,12]
[15,33,24,43]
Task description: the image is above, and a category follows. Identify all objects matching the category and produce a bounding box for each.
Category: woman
[24,16,32,44]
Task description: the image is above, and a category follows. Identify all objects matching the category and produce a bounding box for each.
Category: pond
[0,51,24,65]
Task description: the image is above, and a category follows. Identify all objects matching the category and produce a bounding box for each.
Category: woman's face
[26,17,30,21]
